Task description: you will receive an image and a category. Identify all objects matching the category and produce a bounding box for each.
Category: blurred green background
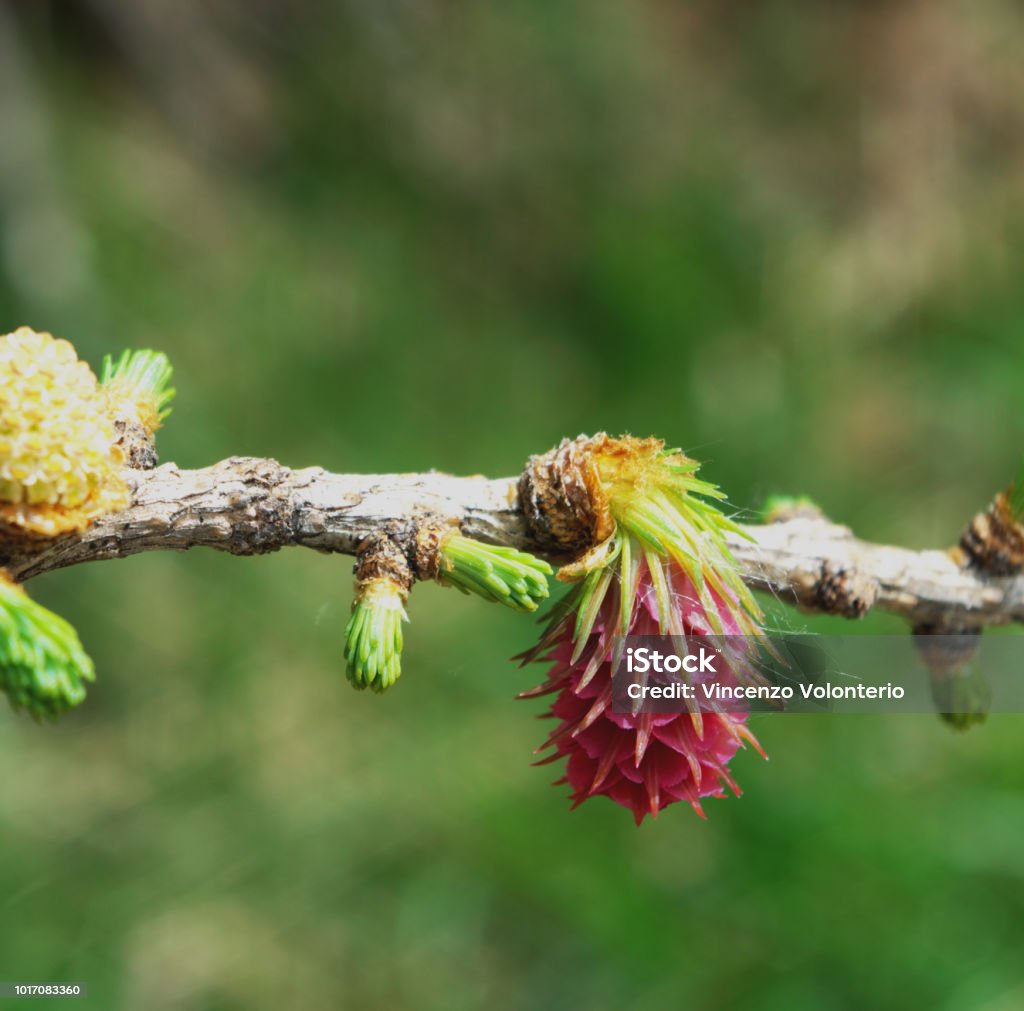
[2,2,1024,1008]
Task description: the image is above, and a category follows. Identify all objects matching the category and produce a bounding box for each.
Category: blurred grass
[3,2,1024,1008]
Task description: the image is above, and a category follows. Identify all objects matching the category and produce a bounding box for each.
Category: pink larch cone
[525,557,764,825]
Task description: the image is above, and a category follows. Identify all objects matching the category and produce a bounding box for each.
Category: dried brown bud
[960,492,1024,576]
[517,434,615,555]
[814,561,878,618]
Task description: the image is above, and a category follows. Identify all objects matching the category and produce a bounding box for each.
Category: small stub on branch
[760,494,826,524]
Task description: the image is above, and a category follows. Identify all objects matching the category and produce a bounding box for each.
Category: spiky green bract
[343,578,406,693]
[438,534,552,613]
[563,438,763,646]
[522,436,769,823]
[100,349,176,431]
[0,575,94,718]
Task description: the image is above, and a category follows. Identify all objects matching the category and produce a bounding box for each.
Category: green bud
[760,494,823,524]
[343,578,406,693]
[100,349,176,431]
[438,534,552,613]
[0,575,95,718]
[915,627,988,731]
[931,666,991,731]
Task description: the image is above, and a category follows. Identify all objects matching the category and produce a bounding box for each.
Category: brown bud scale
[354,531,414,597]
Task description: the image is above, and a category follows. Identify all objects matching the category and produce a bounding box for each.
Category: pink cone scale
[520,436,767,824]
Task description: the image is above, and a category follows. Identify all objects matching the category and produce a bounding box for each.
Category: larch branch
[1,457,1015,629]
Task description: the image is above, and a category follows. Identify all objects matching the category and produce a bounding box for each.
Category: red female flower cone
[519,436,766,824]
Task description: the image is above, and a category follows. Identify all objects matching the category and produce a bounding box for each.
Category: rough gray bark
[2,456,1016,629]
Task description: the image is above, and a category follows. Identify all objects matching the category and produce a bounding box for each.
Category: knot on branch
[206,458,298,555]
[814,560,878,618]
[960,492,1024,576]
[518,434,614,554]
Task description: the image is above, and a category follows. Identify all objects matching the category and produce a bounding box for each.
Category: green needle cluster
[101,349,176,423]
[0,576,95,718]
[609,455,762,638]
[344,578,406,693]
[932,667,991,731]
[438,534,552,613]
